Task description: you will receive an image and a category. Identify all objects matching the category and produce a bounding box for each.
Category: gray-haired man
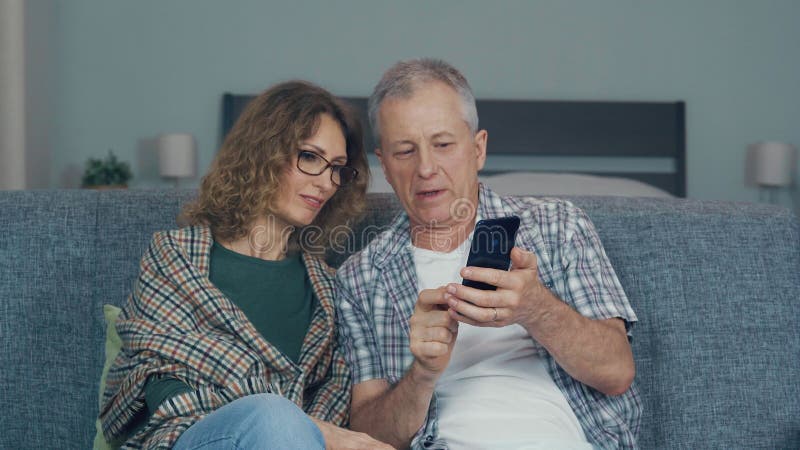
[335,59,641,449]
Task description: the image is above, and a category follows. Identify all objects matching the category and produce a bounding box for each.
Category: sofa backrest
[0,190,797,449]
[575,196,799,448]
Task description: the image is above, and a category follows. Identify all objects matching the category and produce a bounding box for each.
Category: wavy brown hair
[179,81,369,255]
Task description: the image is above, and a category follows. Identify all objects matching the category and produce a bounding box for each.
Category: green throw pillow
[94,304,123,450]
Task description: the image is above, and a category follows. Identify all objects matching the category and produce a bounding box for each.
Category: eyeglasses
[296,150,358,187]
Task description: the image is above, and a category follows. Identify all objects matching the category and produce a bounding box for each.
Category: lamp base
[162,177,183,189]
[759,185,784,205]
[758,186,800,217]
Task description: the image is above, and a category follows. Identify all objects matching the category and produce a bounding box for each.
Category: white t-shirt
[412,233,590,450]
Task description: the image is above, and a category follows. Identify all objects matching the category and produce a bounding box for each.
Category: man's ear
[474,130,488,171]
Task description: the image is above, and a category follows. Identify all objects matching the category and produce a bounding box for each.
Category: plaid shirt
[335,184,641,449]
[100,225,351,449]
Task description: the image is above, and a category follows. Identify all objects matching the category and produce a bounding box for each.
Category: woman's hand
[311,418,395,450]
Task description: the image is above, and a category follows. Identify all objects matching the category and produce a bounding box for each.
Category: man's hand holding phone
[447,247,548,328]
[409,288,459,382]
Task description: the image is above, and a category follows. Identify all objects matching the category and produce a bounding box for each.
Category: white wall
[0,0,26,189]
[22,0,800,206]
[24,0,54,189]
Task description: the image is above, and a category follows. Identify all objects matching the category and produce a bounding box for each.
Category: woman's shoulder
[139,225,213,270]
[301,252,337,279]
[148,225,212,250]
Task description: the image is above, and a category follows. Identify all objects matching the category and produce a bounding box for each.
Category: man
[335,59,641,449]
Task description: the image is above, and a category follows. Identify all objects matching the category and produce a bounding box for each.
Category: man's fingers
[410,323,456,345]
[410,340,450,358]
[459,248,537,290]
[447,297,499,324]
[421,326,454,344]
[445,283,503,308]
[460,266,517,290]
[510,246,537,270]
[410,310,452,329]
[449,308,482,327]
[416,287,449,311]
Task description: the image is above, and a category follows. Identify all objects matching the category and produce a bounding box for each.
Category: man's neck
[410,213,477,253]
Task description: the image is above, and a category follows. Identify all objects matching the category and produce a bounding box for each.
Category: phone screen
[462,216,521,290]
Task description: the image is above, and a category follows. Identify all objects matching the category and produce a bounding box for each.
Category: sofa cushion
[568,197,800,448]
[94,304,123,450]
[0,191,101,448]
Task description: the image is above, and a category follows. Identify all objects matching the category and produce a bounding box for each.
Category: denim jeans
[172,393,325,450]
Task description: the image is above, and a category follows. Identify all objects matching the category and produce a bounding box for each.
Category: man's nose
[415,146,438,179]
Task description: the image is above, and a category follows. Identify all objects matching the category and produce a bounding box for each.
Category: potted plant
[81,150,133,189]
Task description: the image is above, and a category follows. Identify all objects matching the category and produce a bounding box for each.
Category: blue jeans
[173,393,325,450]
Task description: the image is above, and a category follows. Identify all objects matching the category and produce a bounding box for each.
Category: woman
[100,81,391,449]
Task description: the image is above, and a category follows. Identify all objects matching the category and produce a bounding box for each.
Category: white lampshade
[750,141,797,187]
[158,133,197,179]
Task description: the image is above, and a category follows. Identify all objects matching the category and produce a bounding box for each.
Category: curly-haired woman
[100,81,391,449]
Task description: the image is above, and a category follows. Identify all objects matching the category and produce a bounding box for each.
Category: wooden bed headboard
[221,94,686,197]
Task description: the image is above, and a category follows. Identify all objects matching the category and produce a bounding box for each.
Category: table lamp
[749,141,797,204]
[158,133,197,188]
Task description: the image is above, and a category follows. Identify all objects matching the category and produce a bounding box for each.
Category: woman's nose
[312,167,336,192]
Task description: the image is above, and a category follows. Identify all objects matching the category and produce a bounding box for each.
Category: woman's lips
[300,194,323,208]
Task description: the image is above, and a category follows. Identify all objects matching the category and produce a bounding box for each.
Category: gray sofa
[1,189,798,449]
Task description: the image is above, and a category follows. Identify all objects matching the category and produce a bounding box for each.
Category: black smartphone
[462,216,521,290]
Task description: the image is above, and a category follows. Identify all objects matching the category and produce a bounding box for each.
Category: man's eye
[435,142,453,149]
[395,149,414,158]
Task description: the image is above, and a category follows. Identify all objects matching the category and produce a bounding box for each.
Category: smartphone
[462,216,521,290]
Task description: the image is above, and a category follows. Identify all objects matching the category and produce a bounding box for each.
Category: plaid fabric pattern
[335,184,641,449]
[100,225,350,449]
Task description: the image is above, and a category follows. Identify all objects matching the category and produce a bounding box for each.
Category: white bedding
[367,169,673,198]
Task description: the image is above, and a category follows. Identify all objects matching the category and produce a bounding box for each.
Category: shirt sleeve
[333,266,387,384]
[559,206,638,336]
[305,335,352,426]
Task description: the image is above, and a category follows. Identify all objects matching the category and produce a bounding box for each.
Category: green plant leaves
[81,150,133,187]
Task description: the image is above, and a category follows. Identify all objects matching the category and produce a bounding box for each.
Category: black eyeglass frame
[296,150,359,187]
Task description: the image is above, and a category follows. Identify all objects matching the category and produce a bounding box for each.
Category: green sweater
[144,242,314,415]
